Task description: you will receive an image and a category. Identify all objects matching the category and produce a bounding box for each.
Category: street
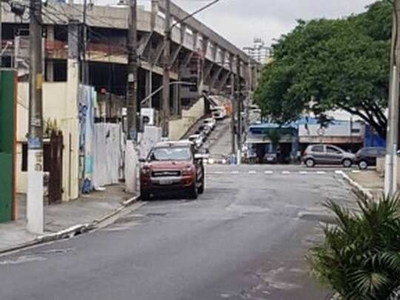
[0,164,355,300]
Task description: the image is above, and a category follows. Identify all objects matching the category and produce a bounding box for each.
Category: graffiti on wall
[78,85,96,193]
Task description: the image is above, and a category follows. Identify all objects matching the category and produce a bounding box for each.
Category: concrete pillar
[176,72,182,116]
[172,80,179,116]
[145,69,153,108]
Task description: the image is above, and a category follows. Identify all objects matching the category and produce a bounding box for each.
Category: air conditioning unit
[141,108,155,126]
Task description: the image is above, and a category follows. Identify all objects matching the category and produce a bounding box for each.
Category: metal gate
[48,130,63,204]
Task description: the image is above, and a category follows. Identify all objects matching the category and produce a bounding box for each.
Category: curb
[0,195,140,256]
[336,171,374,200]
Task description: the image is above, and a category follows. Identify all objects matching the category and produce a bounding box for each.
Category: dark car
[196,125,212,137]
[262,152,278,164]
[139,141,205,200]
[355,147,386,170]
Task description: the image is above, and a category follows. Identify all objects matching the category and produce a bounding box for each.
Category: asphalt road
[0,164,356,300]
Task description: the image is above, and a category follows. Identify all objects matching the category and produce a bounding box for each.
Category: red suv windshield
[148,147,192,161]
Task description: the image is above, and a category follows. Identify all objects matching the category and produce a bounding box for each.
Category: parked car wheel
[305,158,315,168]
[188,179,198,199]
[198,176,205,194]
[358,160,368,170]
[141,191,150,201]
[342,159,353,168]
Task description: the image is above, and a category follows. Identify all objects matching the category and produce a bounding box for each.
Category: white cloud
[171,0,376,47]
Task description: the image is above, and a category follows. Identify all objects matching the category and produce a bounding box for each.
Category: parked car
[355,147,386,170]
[196,125,212,136]
[302,144,355,168]
[203,118,216,130]
[139,141,205,200]
[211,106,226,120]
[263,152,278,164]
[188,134,203,148]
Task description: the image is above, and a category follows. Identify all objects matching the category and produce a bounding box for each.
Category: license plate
[267,157,274,161]
[159,179,173,185]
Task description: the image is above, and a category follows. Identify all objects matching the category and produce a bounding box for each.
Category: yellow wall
[169,98,205,141]
[16,62,80,201]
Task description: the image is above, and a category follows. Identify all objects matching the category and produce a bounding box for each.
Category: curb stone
[336,170,374,201]
[0,195,140,256]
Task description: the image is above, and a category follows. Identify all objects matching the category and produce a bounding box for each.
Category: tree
[254,1,392,139]
[310,195,400,300]
[263,128,282,151]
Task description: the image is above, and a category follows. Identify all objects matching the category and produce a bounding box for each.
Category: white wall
[169,97,205,140]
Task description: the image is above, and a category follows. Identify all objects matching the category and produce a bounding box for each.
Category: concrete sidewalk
[345,170,384,200]
[0,184,137,253]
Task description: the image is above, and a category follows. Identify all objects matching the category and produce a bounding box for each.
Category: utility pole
[27,0,44,234]
[82,0,89,85]
[236,56,242,165]
[230,73,236,156]
[161,0,171,137]
[125,0,139,194]
[127,0,138,141]
[385,0,400,197]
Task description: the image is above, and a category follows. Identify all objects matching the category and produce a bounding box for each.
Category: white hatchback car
[203,118,216,130]
[188,134,203,148]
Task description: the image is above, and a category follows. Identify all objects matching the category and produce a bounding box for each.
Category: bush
[310,195,400,300]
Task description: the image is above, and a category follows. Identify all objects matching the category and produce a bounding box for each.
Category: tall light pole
[124,0,139,194]
[230,73,236,155]
[127,0,138,141]
[161,0,171,138]
[385,0,400,197]
[236,55,242,165]
[27,0,44,234]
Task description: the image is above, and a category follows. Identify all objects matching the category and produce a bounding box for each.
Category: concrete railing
[168,98,205,141]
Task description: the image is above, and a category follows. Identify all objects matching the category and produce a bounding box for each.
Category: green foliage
[310,195,400,300]
[263,128,282,149]
[254,1,391,138]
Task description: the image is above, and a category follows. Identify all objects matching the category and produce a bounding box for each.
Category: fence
[92,123,125,189]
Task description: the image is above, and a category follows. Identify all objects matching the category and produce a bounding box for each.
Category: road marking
[352,170,361,173]
[264,170,273,174]
[299,171,308,174]
[282,171,290,174]
[231,170,239,174]
[316,171,326,174]
[249,170,257,174]
[214,171,223,174]
[335,170,344,174]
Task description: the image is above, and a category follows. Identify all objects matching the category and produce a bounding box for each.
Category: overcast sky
[139,0,376,49]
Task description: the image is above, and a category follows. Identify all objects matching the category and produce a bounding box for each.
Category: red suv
[140,141,205,200]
